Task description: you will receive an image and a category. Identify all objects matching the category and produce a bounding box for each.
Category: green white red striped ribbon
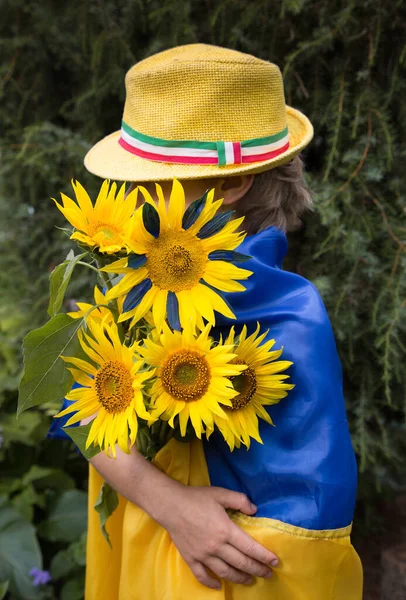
[119,121,290,166]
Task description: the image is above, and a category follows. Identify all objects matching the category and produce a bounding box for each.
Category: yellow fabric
[84,44,313,181]
[85,438,363,600]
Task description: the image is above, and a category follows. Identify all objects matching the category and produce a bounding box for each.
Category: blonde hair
[235,156,313,235]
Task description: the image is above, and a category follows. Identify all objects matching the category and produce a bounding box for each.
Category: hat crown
[123,44,287,143]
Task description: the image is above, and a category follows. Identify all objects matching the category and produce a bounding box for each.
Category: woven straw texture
[85,44,313,181]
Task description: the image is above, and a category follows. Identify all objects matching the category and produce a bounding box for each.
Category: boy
[57,44,363,599]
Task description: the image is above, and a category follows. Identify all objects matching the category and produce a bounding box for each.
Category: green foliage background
[0,0,405,597]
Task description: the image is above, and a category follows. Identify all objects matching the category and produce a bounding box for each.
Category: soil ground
[354,494,406,600]
[355,536,381,600]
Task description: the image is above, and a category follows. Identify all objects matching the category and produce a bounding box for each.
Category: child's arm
[91,446,278,590]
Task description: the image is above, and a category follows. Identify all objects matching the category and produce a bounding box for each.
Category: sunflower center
[161,350,211,401]
[89,221,121,243]
[167,245,193,274]
[146,230,207,292]
[95,360,134,414]
[226,360,257,411]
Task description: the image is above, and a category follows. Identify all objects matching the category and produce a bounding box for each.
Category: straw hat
[84,44,313,182]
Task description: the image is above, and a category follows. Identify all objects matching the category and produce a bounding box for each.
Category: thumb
[213,487,257,515]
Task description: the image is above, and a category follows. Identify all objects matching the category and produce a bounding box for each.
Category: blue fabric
[47,384,79,440]
[203,226,358,530]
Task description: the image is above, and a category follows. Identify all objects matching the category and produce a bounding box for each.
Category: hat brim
[84,106,313,182]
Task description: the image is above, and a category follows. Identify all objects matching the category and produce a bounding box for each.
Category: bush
[1,0,405,596]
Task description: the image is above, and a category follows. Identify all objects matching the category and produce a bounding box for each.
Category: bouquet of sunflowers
[18,179,294,538]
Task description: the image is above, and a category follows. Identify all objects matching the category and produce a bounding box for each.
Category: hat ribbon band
[118,121,290,167]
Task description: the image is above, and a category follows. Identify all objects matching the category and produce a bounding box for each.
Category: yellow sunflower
[144,308,206,338]
[67,286,114,324]
[138,323,247,439]
[102,179,252,332]
[53,179,138,254]
[209,325,295,450]
[55,319,154,457]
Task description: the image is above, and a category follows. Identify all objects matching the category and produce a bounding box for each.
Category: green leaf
[60,574,85,600]
[136,426,160,461]
[94,483,118,548]
[1,411,44,446]
[38,490,87,543]
[63,423,101,460]
[21,465,75,491]
[21,465,62,487]
[0,496,42,599]
[50,532,87,580]
[69,532,87,567]
[47,251,88,317]
[50,549,75,580]
[12,484,43,521]
[0,581,9,600]
[18,314,85,416]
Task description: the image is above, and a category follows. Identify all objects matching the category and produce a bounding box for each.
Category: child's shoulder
[237,226,333,330]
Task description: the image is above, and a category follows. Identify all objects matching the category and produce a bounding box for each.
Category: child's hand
[90,444,277,589]
[159,483,278,590]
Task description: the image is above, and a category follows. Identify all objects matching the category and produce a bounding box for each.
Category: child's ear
[218,175,255,206]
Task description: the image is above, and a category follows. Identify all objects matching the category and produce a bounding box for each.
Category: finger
[191,562,222,590]
[218,544,273,579]
[205,556,253,586]
[229,525,279,566]
[212,487,257,515]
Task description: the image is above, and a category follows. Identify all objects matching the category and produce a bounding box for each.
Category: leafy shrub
[1,0,405,596]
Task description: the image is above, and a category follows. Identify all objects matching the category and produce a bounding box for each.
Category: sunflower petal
[199,281,236,321]
[107,268,149,301]
[68,368,94,388]
[123,278,153,312]
[189,403,203,439]
[152,289,168,332]
[167,178,185,229]
[167,291,181,331]
[182,192,207,230]
[179,406,190,437]
[62,355,97,376]
[71,179,94,217]
[154,184,169,232]
[127,254,147,269]
[208,250,251,263]
[197,211,233,239]
[142,203,160,238]
[126,286,159,327]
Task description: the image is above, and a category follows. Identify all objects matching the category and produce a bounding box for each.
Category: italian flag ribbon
[119,121,290,166]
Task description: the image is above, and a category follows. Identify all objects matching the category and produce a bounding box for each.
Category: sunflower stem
[96,267,113,291]
[92,262,126,341]
[76,260,100,275]
[136,426,157,461]
[158,419,174,447]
